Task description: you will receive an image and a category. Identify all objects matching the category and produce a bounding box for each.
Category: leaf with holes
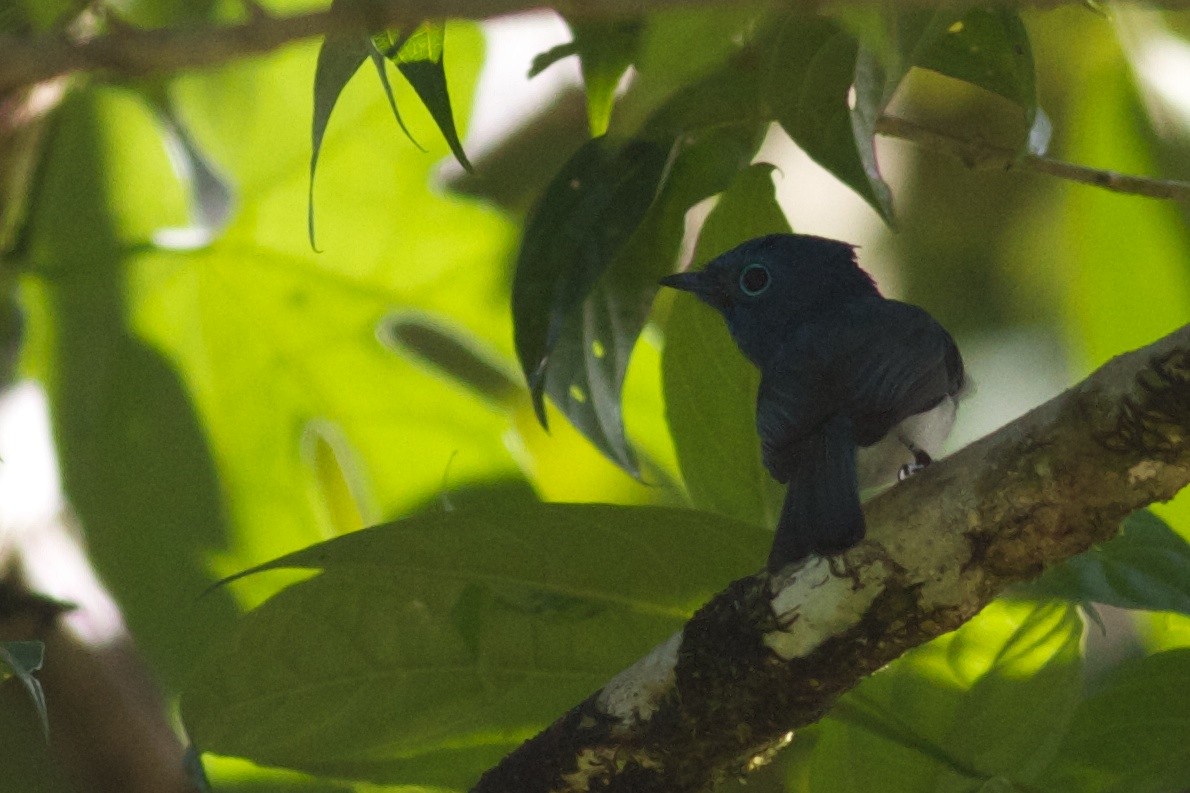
[914,8,1036,126]
[538,125,761,474]
[511,136,671,448]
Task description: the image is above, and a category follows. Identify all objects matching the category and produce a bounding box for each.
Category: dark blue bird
[660,233,965,573]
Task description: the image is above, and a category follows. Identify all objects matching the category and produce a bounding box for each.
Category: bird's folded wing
[755,300,963,479]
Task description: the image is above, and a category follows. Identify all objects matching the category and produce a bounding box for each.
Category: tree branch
[5,1,1190,95]
[0,0,726,94]
[876,114,1190,203]
[472,323,1190,793]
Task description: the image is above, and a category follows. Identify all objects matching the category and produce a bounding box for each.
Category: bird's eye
[739,263,771,296]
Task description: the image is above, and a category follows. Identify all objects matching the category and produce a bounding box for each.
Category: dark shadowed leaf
[184,501,769,786]
[662,164,788,527]
[1043,649,1190,792]
[366,36,421,149]
[528,41,579,77]
[1025,510,1190,615]
[308,17,370,248]
[392,21,472,172]
[0,641,47,739]
[26,93,240,689]
[512,136,671,439]
[914,8,1036,124]
[770,23,895,224]
[539,125,761,474]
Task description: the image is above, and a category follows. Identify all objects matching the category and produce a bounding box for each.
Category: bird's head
[659,233,879,366]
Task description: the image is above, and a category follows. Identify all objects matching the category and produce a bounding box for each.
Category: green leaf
[392,21,473,172]
[936,600,1083,785]
[662,164,789,527]
[309,7,370,249]
[185,501,769,786]
[528,41,579,77]
[1025,511,1190,615]
[511,135,671,463]
[538,125,761,476]
[771,25,895,224]
[809,601,1082,791]
[914,9,1036,124]
[21,90,241,688]
[615,4,769,135]
[1,641,48,740]
[567,18,643,136]
[1043,650,1190,792]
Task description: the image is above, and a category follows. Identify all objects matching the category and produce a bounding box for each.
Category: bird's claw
[897,448,934,481]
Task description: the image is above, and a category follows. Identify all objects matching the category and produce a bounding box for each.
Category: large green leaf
[913,8,1036,122]
[19,90,241,687]
[1042,650,1190,792]
[803,600,1083,791]
[511,135,671,468]
[25,25,516,625]
[537,125,761,477]
[662,164,789,527]
[1026,511,1190,615]
[770,23,895,224]
[183,501,770,786]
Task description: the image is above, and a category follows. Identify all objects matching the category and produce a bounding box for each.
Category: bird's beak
[658,271,727,310]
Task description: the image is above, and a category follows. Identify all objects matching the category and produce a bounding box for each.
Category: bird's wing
[756,353,831,483]
[822,299,963,445]
[755,299,963,479]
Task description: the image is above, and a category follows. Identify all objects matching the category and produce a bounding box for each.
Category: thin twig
[876,114,1190,202]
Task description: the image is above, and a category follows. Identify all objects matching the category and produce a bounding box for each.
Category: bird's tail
[768,415,865,572]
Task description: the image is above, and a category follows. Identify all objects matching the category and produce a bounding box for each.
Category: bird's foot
[897,447,934,481]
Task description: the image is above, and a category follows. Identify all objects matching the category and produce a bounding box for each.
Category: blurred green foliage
[0,1,1188,792]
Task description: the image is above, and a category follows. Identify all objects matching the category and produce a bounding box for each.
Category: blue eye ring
[739,263,771,296]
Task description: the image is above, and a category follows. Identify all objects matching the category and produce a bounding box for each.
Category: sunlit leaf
[662,164,788,527]
[20,90,241,687]
[1042,650,1190,791]
[567,18,643,136]
[1025,510,1190,615]
[138,27,516,602]
[808,601,1082,791]
[391,21,473,172]
[184,501,769,786]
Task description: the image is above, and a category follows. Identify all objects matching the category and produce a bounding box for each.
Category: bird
[659,233,965,573]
